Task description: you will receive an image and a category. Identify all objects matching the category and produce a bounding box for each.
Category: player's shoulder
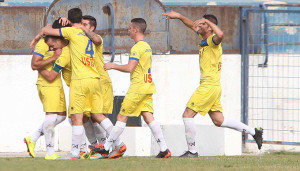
[133,41,151,51]
[62,44,70,52]
[34,38,48,51]
[36,38,47,46]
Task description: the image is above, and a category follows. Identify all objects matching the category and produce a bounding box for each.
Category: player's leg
[89,114,127,158]
[179,107,198,157]
[209,111,263,149]
[66,113,84,159]
[83,115,98,147]
[78,115,89,159]
[91,118,106,144]
[141,111,171,158]
[55,112,66,125]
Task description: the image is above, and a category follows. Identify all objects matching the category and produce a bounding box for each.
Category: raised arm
[104,59,138,73]
[82,26,102,46]
[163,11,198,33]
[194,18,223,44]
[30,25,61,49]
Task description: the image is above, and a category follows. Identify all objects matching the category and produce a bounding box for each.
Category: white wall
[0,54,242,156]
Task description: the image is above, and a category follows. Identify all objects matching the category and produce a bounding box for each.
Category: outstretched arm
[163,11,199,33]
[104,59,138,73]
[30,25,61,49]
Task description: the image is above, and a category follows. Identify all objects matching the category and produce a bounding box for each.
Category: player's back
[198,34,222,86]
[128,41,155,94]
[59,27,100,80]
[34,38,63,86]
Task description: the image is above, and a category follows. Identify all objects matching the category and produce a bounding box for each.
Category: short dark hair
[82,15,97,30]
[68,8,82,23]
[44,35,64,43]
[131,18,147,34]
[203,14,218,25]
[52,19,71,29]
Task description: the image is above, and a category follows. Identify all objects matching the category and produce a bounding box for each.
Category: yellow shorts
[82,82,113,117]
[37,85,66,113]
[187,85,223,116]
[69,78,103,115]
[100,82,113,114]
[120,93,153,117]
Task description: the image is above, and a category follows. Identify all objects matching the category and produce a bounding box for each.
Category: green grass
[1,153,300,171]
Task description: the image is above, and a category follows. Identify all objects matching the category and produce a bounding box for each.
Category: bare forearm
[205,19,223,40]
[39,69,51,80]
[39,69,57,82]
[111,63,133,73]
[32,57,56,70]
[179,14,198,32]
[82,27,102,45]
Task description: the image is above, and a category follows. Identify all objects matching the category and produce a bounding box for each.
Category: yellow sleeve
[129,44,140,61]
[33,39,48,58]
[207,34,220,48]
[98,34,103,46]
[53,48,70,73]
[59,27,73,40]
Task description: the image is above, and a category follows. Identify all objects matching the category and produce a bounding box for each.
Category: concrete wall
[0,54,242,156]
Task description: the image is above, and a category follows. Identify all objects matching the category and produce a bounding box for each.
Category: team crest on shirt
[122,109,125,112]
[56,59,60,63]
[191,102,194,106]
[132,52,136,56]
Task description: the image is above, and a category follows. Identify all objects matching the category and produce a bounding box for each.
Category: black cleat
[156,149,171,158]
[179,151,198,158]
[253,127,263,150]
[88,144,109,157]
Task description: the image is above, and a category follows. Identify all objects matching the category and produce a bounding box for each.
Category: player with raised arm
[163,11,263,157]
[31,8,115,159]
[89,18,171,159]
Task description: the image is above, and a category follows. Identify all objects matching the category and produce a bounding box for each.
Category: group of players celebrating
[24,7,263,160]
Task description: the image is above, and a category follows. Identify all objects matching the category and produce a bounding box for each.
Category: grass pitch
[0,152,299,171]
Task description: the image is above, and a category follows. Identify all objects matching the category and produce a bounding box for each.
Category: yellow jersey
[128,41,155,94]
[33,38,63,86]
[52,45,72,87]
[59,27,100,80]
[94,35,112,83]
[198,34,222,86]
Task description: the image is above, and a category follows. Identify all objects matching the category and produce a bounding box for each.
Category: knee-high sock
[80,128,87,152]
[71,125,84,157]
[31,115,66,143]
[55,115,66,125]
[221,118,255,136]
[43,114,57,156]
[183,118,197,153]
[31,124,43,143]
[83,120,98,146]
[104,121,126,151]
[148,120,168,151]
[100,118,121,148]
[93,122,106,144]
